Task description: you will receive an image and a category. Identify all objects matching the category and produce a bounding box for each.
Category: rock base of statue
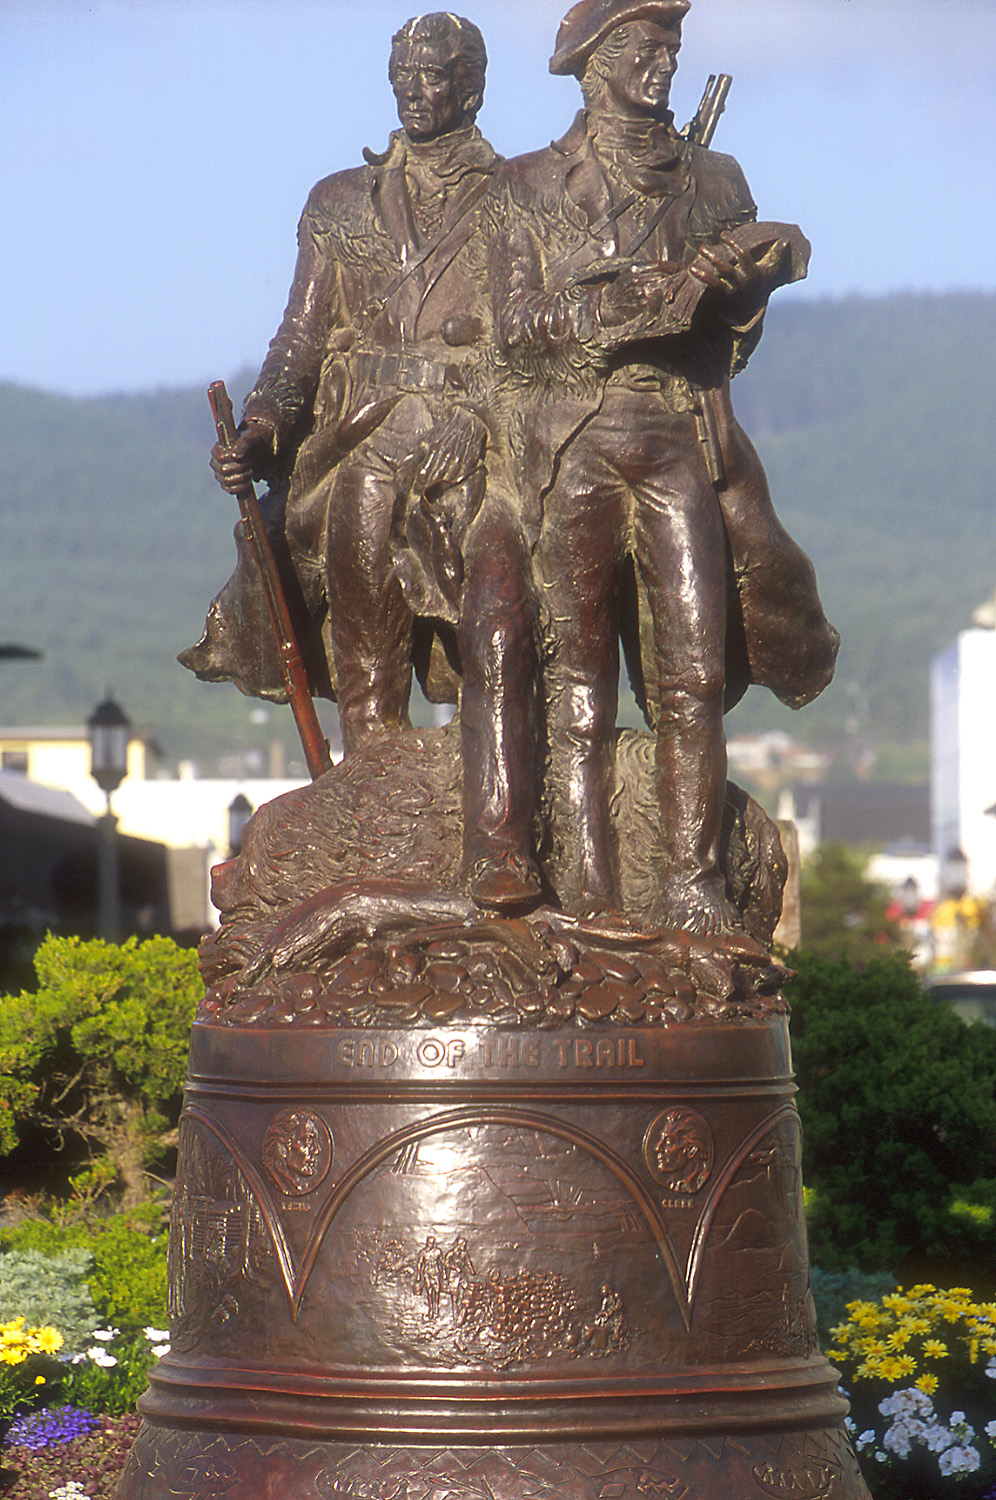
[117,1008,870,1500]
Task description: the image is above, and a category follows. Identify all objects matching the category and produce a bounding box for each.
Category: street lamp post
[87,696,131,942]
[228,793,254,856]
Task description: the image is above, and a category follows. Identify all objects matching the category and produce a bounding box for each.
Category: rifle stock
[208,381,332,781]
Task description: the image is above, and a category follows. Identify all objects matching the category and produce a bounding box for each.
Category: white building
[931,625,996,897]
[0,725,315,929]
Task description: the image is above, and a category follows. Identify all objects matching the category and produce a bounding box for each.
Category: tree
[0,935,200,1206]
[789,948,996,1282]
[799,842,900,961]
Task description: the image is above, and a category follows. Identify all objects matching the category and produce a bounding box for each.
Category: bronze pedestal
[119,1011,869,1498]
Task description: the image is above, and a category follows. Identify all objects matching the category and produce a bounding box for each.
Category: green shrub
[0,1207,168,1330]
[0,934,199,1206]
[810,1265,897,1344]
[789,949,996,1280]
[0,1249,98,1353]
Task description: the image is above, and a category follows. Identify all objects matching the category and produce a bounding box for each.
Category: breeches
[536,390,728,733]
[286,394,437,750]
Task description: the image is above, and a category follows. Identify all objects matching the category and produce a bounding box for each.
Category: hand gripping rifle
[208,380,332,780]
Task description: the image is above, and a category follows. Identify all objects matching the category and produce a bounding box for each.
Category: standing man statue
[486,0,839,932]
[185,11,546,913]
[182,14,500,756]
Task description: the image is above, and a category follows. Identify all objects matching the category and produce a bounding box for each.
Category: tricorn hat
[550,0,690,77]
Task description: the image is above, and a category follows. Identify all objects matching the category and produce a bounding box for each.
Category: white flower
[883,1425,911,1459]
[857,1430,876,1450]
[144,1326,170,1342]
[987,1356,996,1379]
[49,1486,91,1500]
[90,1328,117,1341]
[84,1345,118,1368]
[924,1423,953,1453]
[985,1419,996,1439]
[879,1386,934,1421]
[151,1343,170,1358]
[938,1444,981,1476]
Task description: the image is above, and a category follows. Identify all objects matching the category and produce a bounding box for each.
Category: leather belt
[351,350,461,392]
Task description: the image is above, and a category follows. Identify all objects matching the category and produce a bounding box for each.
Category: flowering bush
[0,1248,99,1355]
[0,1411,140,1498]
[5,1404,99,1450]
[61,1324,166,1417]
[829,1284,996,1498]
[0,1317,65,1418]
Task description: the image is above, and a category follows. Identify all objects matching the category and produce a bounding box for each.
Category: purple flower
[4,1404,100,1451]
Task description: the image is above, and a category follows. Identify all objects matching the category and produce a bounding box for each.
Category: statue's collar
[553,109,684,161]
[364,125,496,179]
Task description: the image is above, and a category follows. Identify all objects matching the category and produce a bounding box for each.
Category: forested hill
[3,291,993,774]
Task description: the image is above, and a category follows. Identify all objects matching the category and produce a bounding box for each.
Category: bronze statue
[121,15,871,1494]
[484,0,838,932]
[182,12,545,911]
[182,12,499,753]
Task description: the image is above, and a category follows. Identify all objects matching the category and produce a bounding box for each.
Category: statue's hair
[580,24,634,111]
[390,13,488,122]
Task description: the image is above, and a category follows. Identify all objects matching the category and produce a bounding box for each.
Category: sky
[1,0,995,398]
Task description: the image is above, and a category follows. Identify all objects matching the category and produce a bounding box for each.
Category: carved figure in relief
[262,1108,332,1196]
[414,1235,446,1319]
[443,1234,476,1313]
[645,1107,714,1193]
[484,0,838,931]
[580,1284,629,1353]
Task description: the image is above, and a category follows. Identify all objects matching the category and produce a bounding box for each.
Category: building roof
[790,782,931,849]
[0,770,94,825]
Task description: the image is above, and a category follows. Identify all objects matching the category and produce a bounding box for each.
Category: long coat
[485,111,838,717]
[183,126,499,705]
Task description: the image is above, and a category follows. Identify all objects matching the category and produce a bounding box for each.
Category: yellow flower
[895,1354,917,1375]
[34,1375,46,1386]
[916,1373,939,1395]
[33,1327,63,1354]
[924,1340,948,1359]
[888,1329,911,1350]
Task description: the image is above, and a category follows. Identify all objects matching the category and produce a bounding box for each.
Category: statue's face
[605,20,681,115]
[390,39,467,141]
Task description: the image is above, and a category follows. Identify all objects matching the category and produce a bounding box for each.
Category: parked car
[925,970,996,1028]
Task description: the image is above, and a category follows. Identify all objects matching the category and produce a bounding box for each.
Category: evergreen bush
[0,1249,97,1354]
[789,950,996,1280]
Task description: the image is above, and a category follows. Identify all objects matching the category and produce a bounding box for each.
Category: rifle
[207,380,333,781]
[684,73,732,148]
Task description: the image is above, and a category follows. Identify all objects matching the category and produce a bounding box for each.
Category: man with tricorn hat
[486,0,839,933]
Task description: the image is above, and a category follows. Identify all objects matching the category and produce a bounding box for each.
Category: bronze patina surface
[123,3,867,1495]
[124,1014,866,1498]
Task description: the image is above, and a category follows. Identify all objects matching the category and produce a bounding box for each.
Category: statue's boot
[458,512,543,913]
[653,689,740,936]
